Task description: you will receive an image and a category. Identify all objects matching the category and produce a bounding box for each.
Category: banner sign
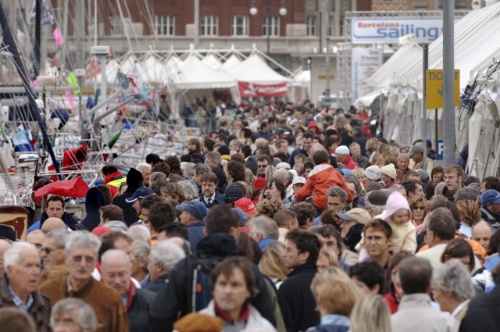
[238,81,288,98]
[352,18,450,44]
[352,48,383,101]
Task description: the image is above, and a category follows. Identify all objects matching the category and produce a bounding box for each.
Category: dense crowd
[1,102,500,332]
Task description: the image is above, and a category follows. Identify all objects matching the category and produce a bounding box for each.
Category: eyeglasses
[412,206,426,211]
[257,164,268,169]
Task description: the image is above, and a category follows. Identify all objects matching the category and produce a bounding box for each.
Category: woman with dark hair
[441,238,475,273]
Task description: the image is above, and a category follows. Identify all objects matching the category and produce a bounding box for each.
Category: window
[231,16,249,36]
[155,15,175,36]
[201,16,219,36]
[262,16,279,36]
[110,16,124,35]
[307,15,317,36]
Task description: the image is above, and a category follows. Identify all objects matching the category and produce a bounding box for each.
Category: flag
[65,90,75,108]
[52,27,64,47]
[67,72,80,95]
[107,129,123,149]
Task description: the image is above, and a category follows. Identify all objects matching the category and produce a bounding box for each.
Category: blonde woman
[457,199,482,238]
[350,294,393,332]
[259,241,290,289]
[317,248,339,271]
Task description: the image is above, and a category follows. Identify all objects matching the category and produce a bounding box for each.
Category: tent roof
[202,53,222,69]
[396,2,500,90]
[221,54,243,69]
[174,54,236,89]
[224,53,290,84]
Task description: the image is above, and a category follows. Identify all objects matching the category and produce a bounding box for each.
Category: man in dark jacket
[278,229,321,332]
[27,195,82,233]
[150,205,276,331]
[1,242,51,332]
[101,249,155,332]
[112,168,143,226]
[176,199,207,253]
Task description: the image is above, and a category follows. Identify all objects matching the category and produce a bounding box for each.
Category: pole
[0,1,61,176]
[443,0,455,166]
[334,0,340,37]
[94,0,98,46]
[34,0,41,76]
[324,0,330,105]
[435,108,438,159]
[421,44,428,143]
[266,0,271,54]
[75,0,85,70]
[194,0,199,49]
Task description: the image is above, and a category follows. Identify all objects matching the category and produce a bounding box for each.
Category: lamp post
[250,0,287,54]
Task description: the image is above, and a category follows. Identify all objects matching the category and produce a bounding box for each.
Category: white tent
[202,53,222,69]
[221,54,243,70]
[173,54,236,90]
[224,53,289,83]
[139,55,168,85]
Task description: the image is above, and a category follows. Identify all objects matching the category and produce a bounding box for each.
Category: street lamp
[250,0,287,54]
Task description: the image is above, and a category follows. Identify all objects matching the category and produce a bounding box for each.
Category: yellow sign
[426,69,460,110]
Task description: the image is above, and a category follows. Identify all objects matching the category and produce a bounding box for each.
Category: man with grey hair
[392,257,458,331]
[40,232,128,332]
[193,163,212,192]
[273,168,293,200]
[181,162,196,180]
[101,249,155,332]
[127,224,151,244]
[349,142,370,169]
[432,260,474,321]
[1,242,51,331]
[145,240,186,294]
[130,240,151,288]
[0,239,11,276]
[136,162,152,187]
[326,186,348,213]
[40,228,68,269]
[50,298,98,332]
[246,215,279,250]
[343,174,363,208]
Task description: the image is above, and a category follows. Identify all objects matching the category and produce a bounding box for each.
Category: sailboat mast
[0,1,61,176]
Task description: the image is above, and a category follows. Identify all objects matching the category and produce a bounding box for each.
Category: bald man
[472,220,494,251]
[41,217,66,233]
[26,229,45,255]
[0,239,12,276]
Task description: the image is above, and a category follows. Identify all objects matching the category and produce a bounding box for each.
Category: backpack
[190,256,223,312]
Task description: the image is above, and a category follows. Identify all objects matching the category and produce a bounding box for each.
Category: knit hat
[173,313,223,332]
[366,189,390,206]
[253,177,267,190]
[383,191,412,221]
[380,164,397,180]
[409,144,424,157]
[364,165,381,181]
[335,145,349,155]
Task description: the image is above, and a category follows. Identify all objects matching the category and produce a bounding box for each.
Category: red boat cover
[34,177,89,201]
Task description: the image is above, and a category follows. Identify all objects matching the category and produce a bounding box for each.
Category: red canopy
[34,178,89,201]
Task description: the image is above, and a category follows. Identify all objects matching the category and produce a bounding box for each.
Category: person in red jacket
[295,150,353,211]
[334,145,359,170]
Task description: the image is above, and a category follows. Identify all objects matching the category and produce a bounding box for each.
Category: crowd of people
[2,103,500,332]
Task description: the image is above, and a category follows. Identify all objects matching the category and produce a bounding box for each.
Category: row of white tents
[84,48,310,102]
[356,1,500,177]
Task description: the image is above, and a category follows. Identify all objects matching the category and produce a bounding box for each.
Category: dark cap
[126,186,154,203]
[224,184,244,204]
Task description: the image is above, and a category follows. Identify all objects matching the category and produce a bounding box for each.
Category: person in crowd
[0,307,36,332]
[129,240,151,288]
[147,201,178,245]
[263,178,287,203]
[317,248,338,270]
[409,144,434,174]
[256,155,272,179]
[433,260,475,322]
[26,230,45,254]
[259,241,289,289]
[363,219,393,272]
[289,131,314,168]
[49,298,98,332]
[199,172,224,208]
[335,145,358,170]
[480,189,500,228]
[311,225,359,271]
[380,164,398,188]
[1,242,51,331]
[416,207,457,271]
[350,142,370,169]
[365,189,389,217]
[350,294,393,332]
[295,150,353,211]
[136,163,152,187]
[456,197,482,238]
[291,202,317,230]
[39,229,68,283]
[348,261,385,295]
[409,195,428,239]
[28,195,80,232]
[40,232,128,332]
[471,220,493,251]
[246,215,279,250]
[384,250,413,313]
[150,204,275,331]
[81,187,107,231]
[461,264,500,331]
[440,238,476,273]
[101,249,155,332]
[383,191,417,253]
[436,165,464,202]
[0,240,11,277]
[273,210,298,242]
[278,229,321,331]
[112,168,144,226]
[397,153,410,175]
[308,268,362,332]
[176,199,207,252]
[326,186,349,215]
[337,209,369,253]
[391,257,458,332]
[200,256,276,331]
